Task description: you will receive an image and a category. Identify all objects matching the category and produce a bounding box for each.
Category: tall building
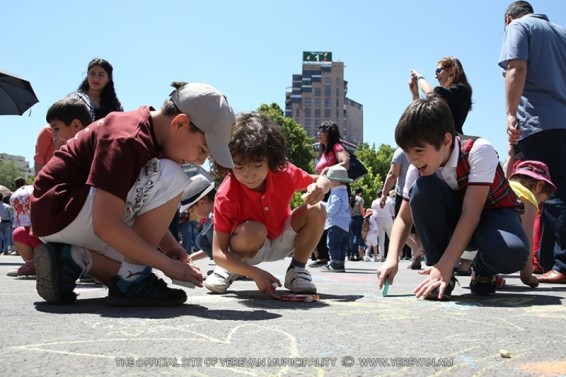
[285,51,363,144]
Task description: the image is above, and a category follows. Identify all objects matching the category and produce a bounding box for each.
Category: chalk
[280,294,320,302]
[382,280,390,297]
[172,279,196,289]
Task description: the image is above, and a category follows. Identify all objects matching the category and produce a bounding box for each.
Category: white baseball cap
[179,174,215,213]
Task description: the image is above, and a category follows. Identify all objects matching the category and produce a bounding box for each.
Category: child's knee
[230,221,267,254]
[306,203,327,223]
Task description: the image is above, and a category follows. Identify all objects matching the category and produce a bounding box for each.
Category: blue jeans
[520,129,566,273]
[0,222,11,252]
[195,218,213,259]
[409,175,529,276]
[349,215,363,257]
[327,226,349,266]
[180,220,198,254]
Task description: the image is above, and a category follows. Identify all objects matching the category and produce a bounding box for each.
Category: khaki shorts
[243,215,297,266]
[40,158,190,262]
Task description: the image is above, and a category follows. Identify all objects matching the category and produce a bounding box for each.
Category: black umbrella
[0,70,39,115]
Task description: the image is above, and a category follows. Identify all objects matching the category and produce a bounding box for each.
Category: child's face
[189,199,211,218]
[165,126,209,165]
[232,157,269,192]
[49,119,82,144]
[404,135,452,176]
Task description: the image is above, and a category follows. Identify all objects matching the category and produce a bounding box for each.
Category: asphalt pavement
[1,254,565,377]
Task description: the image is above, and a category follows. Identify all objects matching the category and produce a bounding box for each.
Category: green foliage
[258,103,316,173]
[350,143,395,206]
[255,103,396,210]
[0,160,24,191]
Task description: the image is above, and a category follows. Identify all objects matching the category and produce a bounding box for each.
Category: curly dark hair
[229,112,288,172]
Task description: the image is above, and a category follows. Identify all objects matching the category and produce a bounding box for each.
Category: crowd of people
[3,1,565,306]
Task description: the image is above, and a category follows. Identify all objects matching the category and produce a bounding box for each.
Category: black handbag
[347,152,368,181]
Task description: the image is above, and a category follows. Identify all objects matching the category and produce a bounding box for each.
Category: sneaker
[424,276,459,301]
[204,267,238,294]
[16,263,36,276]
[308,259,328,268]
[470,273,496,295]
[495,275,506,289]
[320,263,346,273]
[6,263,35,277]
[107,268,187,307]
[363,255,372,262]
[34,243,83,304]
[284,266,317,293]
[408,254,424,270]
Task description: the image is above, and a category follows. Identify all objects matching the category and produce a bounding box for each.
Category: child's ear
[171,114,189,130]
[71,119,84,131]
[443,132,453,147]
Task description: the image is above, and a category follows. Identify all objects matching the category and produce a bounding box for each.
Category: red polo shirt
[214,162,313,239]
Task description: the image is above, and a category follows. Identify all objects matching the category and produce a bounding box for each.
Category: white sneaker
[363,255,371,262]
[204,267,238,294]
[284,266,317,294]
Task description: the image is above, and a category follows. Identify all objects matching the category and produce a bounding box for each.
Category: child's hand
[302,184,325,205]
[163,245,189,263]
[164,259,204,288]
[250,268,281,300]
[413,265,452,300]
[377,260,398,289]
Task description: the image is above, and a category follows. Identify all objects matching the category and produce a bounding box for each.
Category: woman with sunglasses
[70,58,123,121]
[409,56,473,135]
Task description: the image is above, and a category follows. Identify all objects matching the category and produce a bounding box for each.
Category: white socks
[70,246,93,275]
[117,261,147,281]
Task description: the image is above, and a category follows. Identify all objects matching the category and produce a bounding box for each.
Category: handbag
[347,152,368,181]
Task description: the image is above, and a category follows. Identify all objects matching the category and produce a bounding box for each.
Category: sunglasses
[435,67,445,75]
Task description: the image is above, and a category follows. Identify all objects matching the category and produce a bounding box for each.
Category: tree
[258,103,316,173]
[0,160,23,191]
[350,143,395,206]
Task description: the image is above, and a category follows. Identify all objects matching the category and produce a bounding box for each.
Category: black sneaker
[308,260,328,268]
[470,273,496,295]
[34,243,83,304]
[424,276,459,301]
[107,268,187,307]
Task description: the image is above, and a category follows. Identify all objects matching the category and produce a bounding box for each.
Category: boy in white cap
[178,174,216,262]
[320,165,353,272]
[31,82,235,306]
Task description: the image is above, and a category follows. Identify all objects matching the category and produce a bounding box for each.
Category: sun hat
[325,165,353,183]
[170,83,235,169]
[179,174,215,213]
[510,160,557,193]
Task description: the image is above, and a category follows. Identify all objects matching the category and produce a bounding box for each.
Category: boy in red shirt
[205,112,331,298]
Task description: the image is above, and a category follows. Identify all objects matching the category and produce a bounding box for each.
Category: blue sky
[1,0,565,169]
